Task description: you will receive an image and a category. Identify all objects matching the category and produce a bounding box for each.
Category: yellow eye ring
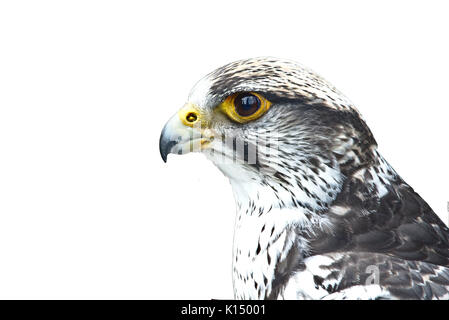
[219,92,272,123]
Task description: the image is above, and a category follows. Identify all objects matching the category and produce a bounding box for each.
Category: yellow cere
[178,103,202,127]
[218,92,272,124]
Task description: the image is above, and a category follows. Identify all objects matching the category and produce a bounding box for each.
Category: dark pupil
[235,93,261,116]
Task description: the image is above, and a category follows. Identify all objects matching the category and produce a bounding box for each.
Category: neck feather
[224,158,343,299]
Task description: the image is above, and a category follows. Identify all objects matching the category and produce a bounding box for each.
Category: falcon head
[159,57,377,211]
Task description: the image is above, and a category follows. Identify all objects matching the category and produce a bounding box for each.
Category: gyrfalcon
[159,57,449,300]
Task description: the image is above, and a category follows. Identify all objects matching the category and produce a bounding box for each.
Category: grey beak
[159,126,178,163]
[159,109,207,163]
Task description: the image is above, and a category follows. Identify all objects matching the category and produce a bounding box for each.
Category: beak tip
[159,133,177,164]
[160,112,187,163]
[159,143,169,163]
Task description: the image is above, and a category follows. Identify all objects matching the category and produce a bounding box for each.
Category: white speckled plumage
[160,57,449,300]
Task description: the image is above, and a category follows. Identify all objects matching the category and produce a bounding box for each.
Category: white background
[0,1,448,299]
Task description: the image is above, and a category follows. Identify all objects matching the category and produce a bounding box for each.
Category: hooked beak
[159,105,211,162]
[159,121,178,163]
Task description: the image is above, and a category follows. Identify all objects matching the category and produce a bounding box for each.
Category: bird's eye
[219,92,272,123]
[234,93,261,117]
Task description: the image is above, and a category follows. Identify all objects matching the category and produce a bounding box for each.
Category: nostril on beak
[178,104,201,127]
[186,112,198,123]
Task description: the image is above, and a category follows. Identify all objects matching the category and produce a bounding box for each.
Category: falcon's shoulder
[309,175,449,267]
[270,157,449,299]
